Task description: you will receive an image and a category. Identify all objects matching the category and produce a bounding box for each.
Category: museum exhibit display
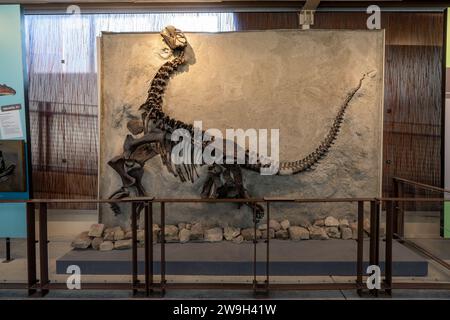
[98,27,383,229]
[0,1,449,304]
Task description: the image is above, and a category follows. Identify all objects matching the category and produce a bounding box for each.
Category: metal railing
[0,193,449,297]
[392,177,450,273]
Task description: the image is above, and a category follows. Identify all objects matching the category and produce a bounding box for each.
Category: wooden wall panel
[234,12,297,30]
[235,12,444,197]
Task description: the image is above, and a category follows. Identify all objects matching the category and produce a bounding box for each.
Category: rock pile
[71,216,371,251]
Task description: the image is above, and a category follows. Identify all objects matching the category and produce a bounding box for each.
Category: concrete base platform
[56,240,428,276]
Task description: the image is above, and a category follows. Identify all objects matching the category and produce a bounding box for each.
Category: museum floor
[0,209,449,300]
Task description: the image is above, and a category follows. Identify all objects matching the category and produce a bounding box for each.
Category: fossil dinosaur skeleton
[107,26,373,222]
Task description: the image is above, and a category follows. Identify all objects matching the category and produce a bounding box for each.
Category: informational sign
[0,5,30,238]
[0,108,23,139]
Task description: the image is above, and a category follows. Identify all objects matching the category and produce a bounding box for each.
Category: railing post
[131,202,138,295]
[252,203,257,294]
[26,202,37,296]
[369,200,379,296]
[385,200,394,296]
[356,201,364,296]
[39,202,49,296]
[397,183,405,237]
[2,237,13,263]
[160,201,166,295]
[266,201,270,293]
[144,201,153,296]
[393,179,399,236]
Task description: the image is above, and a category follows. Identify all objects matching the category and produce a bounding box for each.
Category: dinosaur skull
[160,25,187,50]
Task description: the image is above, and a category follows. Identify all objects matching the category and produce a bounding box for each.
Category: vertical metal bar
[369,200,380,296]
[6,238,11,261]
[131,202,138,295]
[144,202,150,296]
[39,202,49,296]
[356,201,364,295]
[160,202,166,294]
[369,200,378,296]
[253,203,257,292]
[398,183,405,237]
[26,202,37,296]
[266,201,270,292]
[393,179,399,235]
[2,237,13,263]
[369,201,376,267]
[149,202,154,291]
[375,200,380,268]
[385,200,394,295]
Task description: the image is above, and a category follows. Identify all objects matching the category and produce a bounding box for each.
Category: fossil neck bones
[108,26,373,221]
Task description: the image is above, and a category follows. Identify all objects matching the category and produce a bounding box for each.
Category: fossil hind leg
[108,187,130,216]
[227,165,264,223]
[200,164,264,223]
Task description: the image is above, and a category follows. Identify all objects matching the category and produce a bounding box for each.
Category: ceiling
[1,0,447,12]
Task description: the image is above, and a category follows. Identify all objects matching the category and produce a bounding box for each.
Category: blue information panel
[0,5,30,238]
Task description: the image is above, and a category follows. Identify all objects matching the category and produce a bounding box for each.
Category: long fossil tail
[243,72,373,175]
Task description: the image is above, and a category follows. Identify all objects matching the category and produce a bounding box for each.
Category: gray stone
[325,216,339,227]
[257,224,267,231]
[164,225,179,241]
[224,226,240,241]
[364,218,371,234]
[280,219,290,230]
[341,227,353,240]
[269,219,281,231]
[103,231,114,241]
[205,228,223,242]
[153,230,159,243]
[88,224,105,238]
[103,226,121,241]
[261,228,275,239]
[289,226,310,241]
[105,226,121,233]
[339,218,349,228]
[190,223,204,240]
[114,229,125,241]
[124,230,132,239]
[241,228,261,241]
[326,226,341,239]
[114,239,132,250]
[137,230,145,241]
[349,221,358,240]
[299,221,311,229]
[136,229,158,245]
[179,228,191,243]
[275,229,289,239]
[71,231,92,249]
[313,219,325,227]
[232,235,244,244]
[99,241,114,251]
[91,237,103,250]
[308,226,329,240]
